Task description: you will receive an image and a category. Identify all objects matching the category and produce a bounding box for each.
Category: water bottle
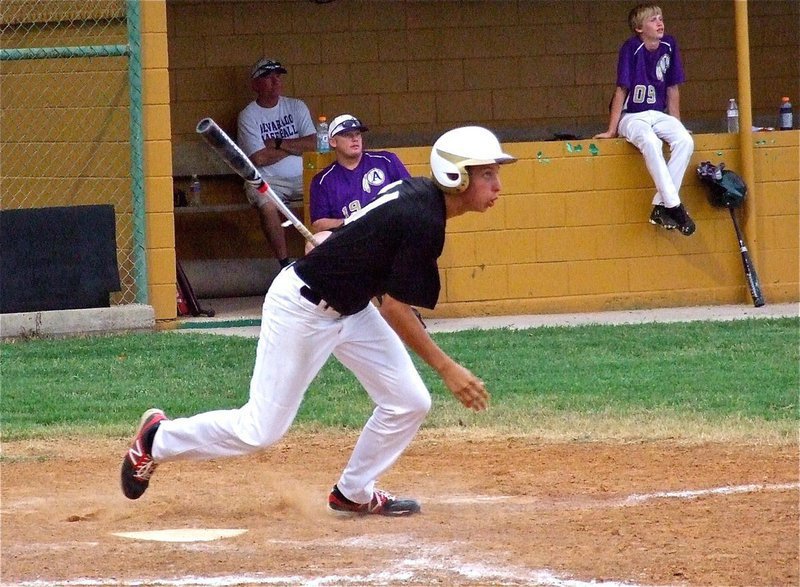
[726,98,739,133]
[316,116,329,153]
[779,97,793,130]
[189,174,201,206]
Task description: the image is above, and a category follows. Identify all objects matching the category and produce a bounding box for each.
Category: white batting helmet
[430,126,516,193]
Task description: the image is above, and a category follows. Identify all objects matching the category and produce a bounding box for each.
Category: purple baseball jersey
[310,151,410,223]
[616,34,685,114]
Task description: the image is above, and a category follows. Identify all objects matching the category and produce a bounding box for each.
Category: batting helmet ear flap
[431,148,471,193]
[430,126,516,194]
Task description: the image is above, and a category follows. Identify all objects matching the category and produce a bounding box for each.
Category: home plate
[112,528,247,542]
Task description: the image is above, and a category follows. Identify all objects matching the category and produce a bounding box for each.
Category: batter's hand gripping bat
[728,206,765,307]
[195,117,319,246]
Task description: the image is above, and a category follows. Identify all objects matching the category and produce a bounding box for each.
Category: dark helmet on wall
[696,161,747,209]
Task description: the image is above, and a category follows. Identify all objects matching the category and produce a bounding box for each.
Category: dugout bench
[172,141,308,298]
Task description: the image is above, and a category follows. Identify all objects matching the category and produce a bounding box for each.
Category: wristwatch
[274,137,283,150]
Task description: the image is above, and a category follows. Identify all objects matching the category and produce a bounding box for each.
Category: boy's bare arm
[278,134,316,156]
[594,87,628,138]
[311,218,344,233]
[379,294,489,412]
[666,85,681,119]
[249,143,287,166]
[249,133,317,166]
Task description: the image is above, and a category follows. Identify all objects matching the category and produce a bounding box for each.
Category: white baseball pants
[618,110,694,208]
[152,266,432,504]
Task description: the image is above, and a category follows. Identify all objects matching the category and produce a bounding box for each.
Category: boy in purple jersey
[595,2,696,236]
[309,114,410,233]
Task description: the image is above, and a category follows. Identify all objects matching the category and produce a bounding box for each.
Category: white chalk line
[6,532,642,587]
[623,481,798,504]
[6,482,797,587]
[7,566,640,587]
[438,481,799,509]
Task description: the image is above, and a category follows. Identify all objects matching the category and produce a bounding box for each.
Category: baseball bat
[728,206,765,307]
[176,260,215,317]
[195,117,319,246]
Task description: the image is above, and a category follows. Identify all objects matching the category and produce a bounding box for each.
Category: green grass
[1,318,797,441]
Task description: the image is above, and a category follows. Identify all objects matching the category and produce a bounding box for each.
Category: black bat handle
[729,206,765,308]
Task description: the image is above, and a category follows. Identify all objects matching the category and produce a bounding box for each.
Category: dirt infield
[2,431,797,586]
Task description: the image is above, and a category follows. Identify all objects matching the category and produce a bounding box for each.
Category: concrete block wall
[430,132,798,316]
[301,132,798,317]
[166,0,799,151]
[752,130,800,301]
[141,1,179,320]
[164,0,798,319]
[4,0,797,322]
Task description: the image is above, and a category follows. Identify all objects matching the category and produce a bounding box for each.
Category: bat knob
[196,118,213,133]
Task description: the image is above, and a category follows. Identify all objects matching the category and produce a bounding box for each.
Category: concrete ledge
[1,304,155,339]
[182,258,282,298]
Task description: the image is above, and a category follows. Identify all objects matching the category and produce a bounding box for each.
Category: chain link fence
[0,0,145,305]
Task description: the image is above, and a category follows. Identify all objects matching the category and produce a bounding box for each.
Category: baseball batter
[594,2,695,236]
[121,126,516,516]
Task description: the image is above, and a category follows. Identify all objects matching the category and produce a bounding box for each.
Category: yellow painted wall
[3,1,798,322]
[752,131,800,302]
[301,132,799,317]
[166,0,799,324]
[437,132,798,316]
[166,0,799,150]
[141,1,178,321]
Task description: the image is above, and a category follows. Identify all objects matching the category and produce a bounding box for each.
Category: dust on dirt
[2,430,797,586]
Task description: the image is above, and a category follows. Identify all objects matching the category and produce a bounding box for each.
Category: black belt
[300,285,331,310]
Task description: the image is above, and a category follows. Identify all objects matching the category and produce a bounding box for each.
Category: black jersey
[293,177,446,315]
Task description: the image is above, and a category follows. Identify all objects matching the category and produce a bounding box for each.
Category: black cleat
[120,408,167,500]
[649,204,679,230]
[665,203,696,236]
[327,485,421,517]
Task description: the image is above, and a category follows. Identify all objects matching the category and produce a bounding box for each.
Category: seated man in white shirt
[237,58,316,267]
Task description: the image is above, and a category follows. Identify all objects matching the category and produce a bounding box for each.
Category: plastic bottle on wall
[316,116,330,153]
[726,98,739,133]
[779,97,793,130]
[189,174,201,206]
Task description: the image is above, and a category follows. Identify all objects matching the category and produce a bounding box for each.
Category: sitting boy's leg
[620,113,696,236]
[655,116,695,236]
[621,114,681,208]
[654,114,694,197]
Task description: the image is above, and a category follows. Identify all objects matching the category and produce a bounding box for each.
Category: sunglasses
[256,69,281,77]
[339,118,362,129]
[332,118,365,136]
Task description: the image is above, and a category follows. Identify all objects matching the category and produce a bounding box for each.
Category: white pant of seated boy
[619,110,694,208]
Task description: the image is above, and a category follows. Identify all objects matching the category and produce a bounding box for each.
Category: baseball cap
[250,58,287,79]
[329,114,369,138]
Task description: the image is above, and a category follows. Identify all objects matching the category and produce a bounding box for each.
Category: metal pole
[734,0,760,271]
[126,0,148,304]
[0,46,128,61]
